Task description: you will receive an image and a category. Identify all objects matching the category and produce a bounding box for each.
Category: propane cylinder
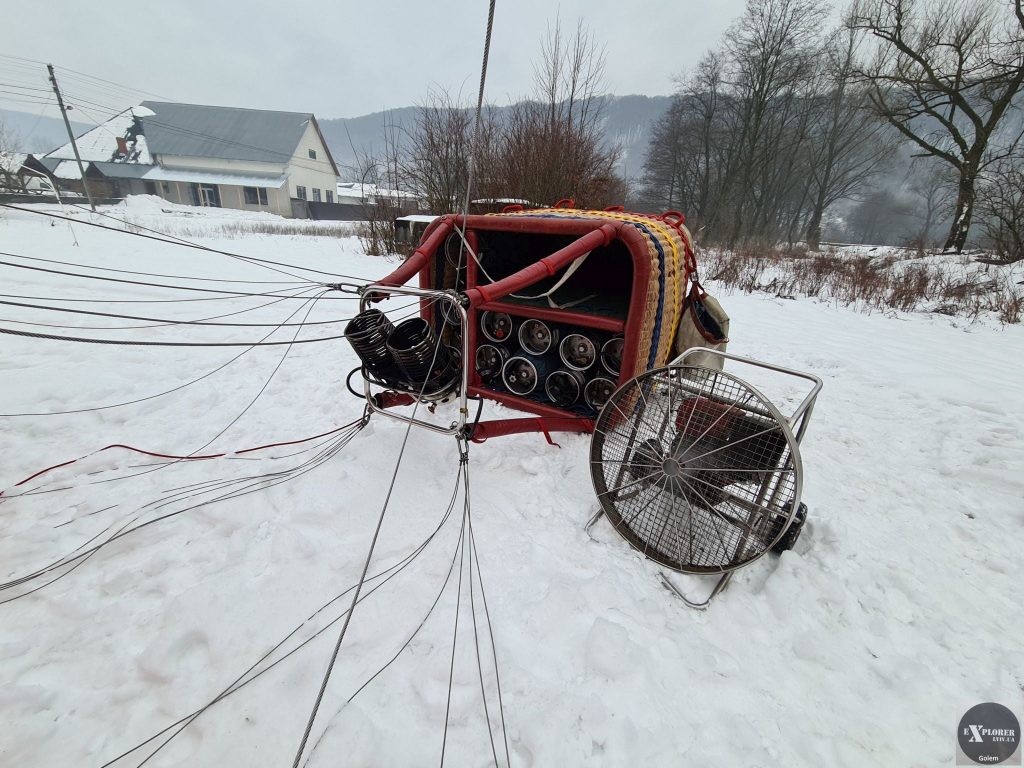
[545,368,587,407]
[519,318,559,355]
[480,311,514,343]
[559,333,597,371]
[502,353,555,395]
[600,336,624,377]
[475,343,509,384]
[584,376,617,410]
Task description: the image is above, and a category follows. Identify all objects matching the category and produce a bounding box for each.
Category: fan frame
[590,363,804,574]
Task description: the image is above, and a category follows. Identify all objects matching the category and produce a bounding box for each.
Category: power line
[54,63,173,101]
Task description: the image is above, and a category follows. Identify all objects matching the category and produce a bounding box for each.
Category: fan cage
[590,365,802,573]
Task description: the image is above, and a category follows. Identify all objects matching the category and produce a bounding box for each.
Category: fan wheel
[590,365,803,573]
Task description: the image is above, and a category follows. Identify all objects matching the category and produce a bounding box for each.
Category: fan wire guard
[590,365,802,573]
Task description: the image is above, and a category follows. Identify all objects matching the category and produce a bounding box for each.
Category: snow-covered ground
[1,201,1022,766]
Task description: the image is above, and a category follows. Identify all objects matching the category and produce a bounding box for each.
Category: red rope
[2,425,354,496]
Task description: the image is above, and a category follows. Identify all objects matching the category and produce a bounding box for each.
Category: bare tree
[848,0,1024,252]
[403,89,475,213]
[717,0,828,246]
[906,162,956,250]
[978,156,1024,261]
[355,117,412,256]
[491,19,622,208]
[0,119,27,193]
[803,26,897,250]
[642,0,844,247]
[640,53,727,232]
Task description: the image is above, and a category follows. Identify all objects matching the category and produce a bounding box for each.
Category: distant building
[336,181,427,211]
[28,101,340,218]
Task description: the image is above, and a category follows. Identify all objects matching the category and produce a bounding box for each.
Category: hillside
[318,95,673,180]
[0,107,90,155]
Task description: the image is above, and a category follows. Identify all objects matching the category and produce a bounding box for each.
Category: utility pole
[47,63,95,212]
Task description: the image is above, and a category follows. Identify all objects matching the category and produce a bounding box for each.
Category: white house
[37,101,340,218]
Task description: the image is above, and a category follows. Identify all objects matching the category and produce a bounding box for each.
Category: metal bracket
[586,508,731,610]
[584,508,605,541]
[358,284,470,436]
[659,571,733,611]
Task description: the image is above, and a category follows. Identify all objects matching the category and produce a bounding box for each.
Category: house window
[244,186,268,205]
[144,181,157,195]
[190,183,221,207]
[312,188,322,202]
[326,190,334,203]
[308,149,317,160]
[296,186,307,200]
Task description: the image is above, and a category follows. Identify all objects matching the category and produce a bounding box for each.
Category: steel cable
[99,458,464,768]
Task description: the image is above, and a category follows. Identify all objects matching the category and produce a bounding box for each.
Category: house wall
[148,167,291,217]
[285,122,338,203]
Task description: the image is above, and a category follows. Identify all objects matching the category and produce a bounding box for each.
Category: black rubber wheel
[769,502,807,554]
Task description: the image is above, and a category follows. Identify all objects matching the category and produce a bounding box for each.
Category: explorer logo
[957,703,1021,765]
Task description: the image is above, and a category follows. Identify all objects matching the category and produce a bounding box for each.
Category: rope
[3,289,329,502]
[0,251,312,286]
[0,324,350,347]
[0,418,368,599]
[459,0,497,224]
[0,255,328,298]
[0,296,433,417]
[0,287,322,417]
[290,306,449,767]
[440,482,468,768]
[0,203,370,283]
[98,460,464,767]
[0,297,372,329]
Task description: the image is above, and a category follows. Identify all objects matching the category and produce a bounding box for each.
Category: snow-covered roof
[43,101,338,175]
[337,181,424,201]
[47,107,153,164]
[142,167,287,188]
[90,162,154,180]
[52,160,84,180]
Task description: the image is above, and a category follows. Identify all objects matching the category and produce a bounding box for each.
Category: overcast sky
[1,1,749,122]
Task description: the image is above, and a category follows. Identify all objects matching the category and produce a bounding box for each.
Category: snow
[0,151,27,173]
[1,202,1023,766]
[51,159,83,179]
[337,181,424,205]
[142,166,287,188]
[48,107,152,164]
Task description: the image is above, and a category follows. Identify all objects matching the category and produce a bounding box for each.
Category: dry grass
[123,218,360,240]
[699,246,1023,324]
